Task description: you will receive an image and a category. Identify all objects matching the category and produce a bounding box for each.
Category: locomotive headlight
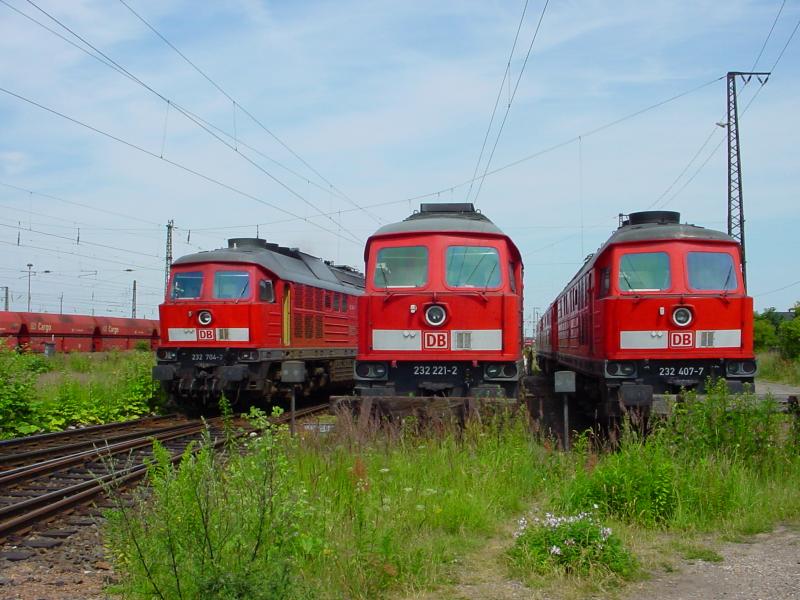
[485,364,503,378]
[157,349,177,361]
[424,304,447,327]
[502,364,518,378]
[355,362,388,380]
[198,310,213,326]
[606,361,637,377]
[672,307,692,327]
[239,350,258,361]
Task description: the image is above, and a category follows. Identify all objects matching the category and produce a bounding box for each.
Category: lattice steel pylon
[164,219,174,299]
[725,71,769,290]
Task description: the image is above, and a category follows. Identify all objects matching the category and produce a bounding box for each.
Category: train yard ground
[1,352,800,598]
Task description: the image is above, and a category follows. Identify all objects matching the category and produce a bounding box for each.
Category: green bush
[753,317,779,350]
[0,348,39,437]
[778,318,800,359]
[508,511,637,578]
[106,428,305,599]
[563,439,677,526]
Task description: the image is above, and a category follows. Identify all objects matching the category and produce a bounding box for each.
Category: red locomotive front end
[154,238,363,412]
[537,211,755,418]
[356,203,523,399]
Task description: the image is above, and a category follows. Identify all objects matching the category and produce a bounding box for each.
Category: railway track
[0,404,329,540]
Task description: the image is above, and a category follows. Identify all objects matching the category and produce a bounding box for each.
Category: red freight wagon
[154,238,364,412]
[536,211,755,420]
[0,312,23,349]
[20,313,96,352]
[93,316,159,351]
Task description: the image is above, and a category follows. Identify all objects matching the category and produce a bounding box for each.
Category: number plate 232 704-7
[412,364,458,377]
[191,352,224,363]
[658,366,704,377]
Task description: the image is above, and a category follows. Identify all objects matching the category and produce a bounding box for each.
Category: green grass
[757,351,800,386]
[104,381,800,599]
[0,348,160,438]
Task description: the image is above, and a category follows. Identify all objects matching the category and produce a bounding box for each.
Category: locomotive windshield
[687,252,737,291]
[618,252,670,292]
[214,270,251,299]
[374,246,428,288]
[446,246,501,288]
[171,271,203,299]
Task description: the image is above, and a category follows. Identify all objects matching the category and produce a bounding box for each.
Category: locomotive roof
[173,241,364,294]
[562,212,739,290]
[366,203,520,259]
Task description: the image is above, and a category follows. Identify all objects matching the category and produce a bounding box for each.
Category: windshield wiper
[234,280,250,303]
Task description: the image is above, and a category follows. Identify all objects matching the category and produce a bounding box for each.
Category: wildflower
[549,545,562,555]
[593,503,599,509]
[379,468,390,473]
[564,538,575,546]
[403,487,413,493]
[600,527,612,540]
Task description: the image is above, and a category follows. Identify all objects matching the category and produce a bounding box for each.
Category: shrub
[778,318,800,359]
[0,348,39,437]
[105,427,307,599]
[508,511,637,578]
[563,438,677,526]
[753,317,779,350]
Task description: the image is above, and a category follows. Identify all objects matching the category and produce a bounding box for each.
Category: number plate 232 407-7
[658,366,704,377]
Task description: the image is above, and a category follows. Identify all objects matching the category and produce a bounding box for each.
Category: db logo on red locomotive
[669,331,694,348]
[423,332,449,350]
[198,329,216,341]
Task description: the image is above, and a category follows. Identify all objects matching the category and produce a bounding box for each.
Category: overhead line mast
[724,71,769,290]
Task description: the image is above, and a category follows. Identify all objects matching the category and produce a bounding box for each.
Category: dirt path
[399,524,800,600]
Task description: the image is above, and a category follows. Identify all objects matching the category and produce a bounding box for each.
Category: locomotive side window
[508,263,517,293]
[619,252,670,292]
[171,271,203,299]
[259,280,275,302]
[687,252,737,291]
[599,268,610,297]
[213,271,251,299]
[374,246,428,288]
[445,246,501,288]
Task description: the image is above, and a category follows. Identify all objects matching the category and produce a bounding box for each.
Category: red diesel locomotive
[355,203,524,399]
[153,238,364,411]
[536,211,755,417]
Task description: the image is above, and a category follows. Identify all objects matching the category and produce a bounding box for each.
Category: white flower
[549,545,562,555]
[593,503,599,509]
[379,468,390,473]
[600,527,613,540]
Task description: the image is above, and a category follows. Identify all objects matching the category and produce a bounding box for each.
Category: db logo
[423,332,449,350]
[198,329,216,341]
[669,331,694,348]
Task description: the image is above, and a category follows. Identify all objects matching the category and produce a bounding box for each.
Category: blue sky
[0,0,797,329]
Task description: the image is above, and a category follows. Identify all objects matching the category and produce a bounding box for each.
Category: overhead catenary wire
[117,0,383,226]
[9,0,363,245]
[0,85,362,246]
[472,0,550,204]
[652,13,799,209]
[465,0,530,203]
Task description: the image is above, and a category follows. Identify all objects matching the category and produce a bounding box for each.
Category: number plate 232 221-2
[412,364,458,377]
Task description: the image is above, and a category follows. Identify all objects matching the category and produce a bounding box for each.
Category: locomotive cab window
[687,252,737,291]
[445,246,501,288]
[258,280,275,302]
[214,270,251,299]
[171,271,203,299]
[374,246,428,288]
[619,252,670,292]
